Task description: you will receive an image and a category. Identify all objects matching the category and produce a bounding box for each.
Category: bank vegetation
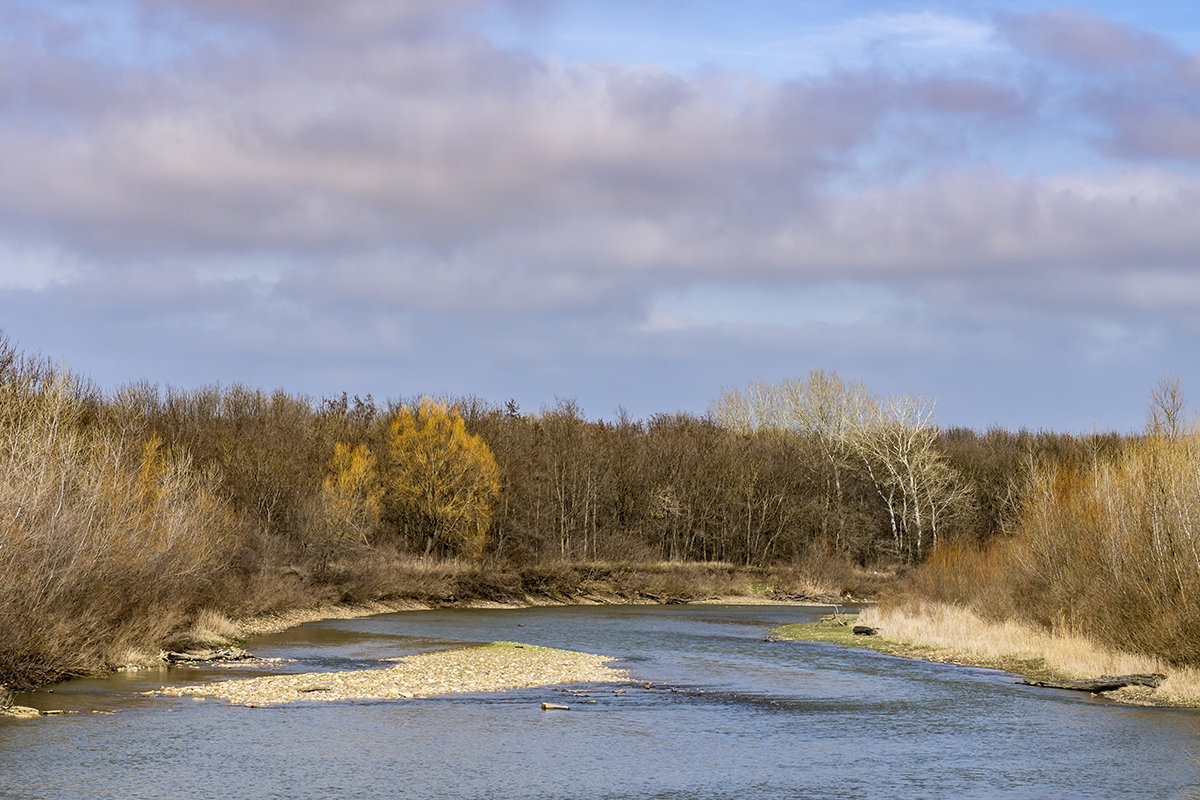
[825,376,1200,705]
[2,332,1196,702]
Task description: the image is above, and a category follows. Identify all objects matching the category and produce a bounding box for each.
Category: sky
[3,0,1200,431]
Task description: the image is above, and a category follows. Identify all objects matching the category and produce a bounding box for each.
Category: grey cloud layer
[998,8,1174,69]
[3,2,1199,427]
[2,9,1122,267]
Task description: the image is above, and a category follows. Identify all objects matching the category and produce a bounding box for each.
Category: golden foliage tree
[386,399,500,558]
[310,442,382,560]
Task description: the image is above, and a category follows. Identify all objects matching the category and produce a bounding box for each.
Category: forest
[1,332,1194,693]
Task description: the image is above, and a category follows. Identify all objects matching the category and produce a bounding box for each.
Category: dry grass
[173,610,243,648]
[859,600,1200,706]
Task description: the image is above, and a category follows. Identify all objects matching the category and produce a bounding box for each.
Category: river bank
[169,557,883,652]
[772,600,1200,708]
[2,560,871,714]
[231,590,838,639]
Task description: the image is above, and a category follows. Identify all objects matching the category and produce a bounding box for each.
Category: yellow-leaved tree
[386,399,500,559]
[136,433,169,544]
[309,442,382,565]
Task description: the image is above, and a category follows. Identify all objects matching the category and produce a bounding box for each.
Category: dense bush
[909,429,1200,666]
[0,348,243,688]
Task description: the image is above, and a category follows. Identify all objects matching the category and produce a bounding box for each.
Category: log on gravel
[165,647,253,664]
[1022,673,1166,693]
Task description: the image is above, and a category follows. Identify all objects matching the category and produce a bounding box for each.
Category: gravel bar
[158,642,629,706]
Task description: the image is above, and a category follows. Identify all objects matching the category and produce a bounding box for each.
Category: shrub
[908,431,1200,666]
[0,346,242,688]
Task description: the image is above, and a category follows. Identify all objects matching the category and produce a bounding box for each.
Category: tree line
[79,363,1123,570]
[0,331,1156,686]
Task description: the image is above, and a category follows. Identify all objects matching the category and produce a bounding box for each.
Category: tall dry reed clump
[0,346,242,689]
[911,430,1200,667]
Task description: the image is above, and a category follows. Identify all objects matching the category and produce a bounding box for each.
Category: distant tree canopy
[385,399,500,559]
[0,327,1138,574]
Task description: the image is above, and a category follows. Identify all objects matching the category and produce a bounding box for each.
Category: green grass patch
[772,614,914,658]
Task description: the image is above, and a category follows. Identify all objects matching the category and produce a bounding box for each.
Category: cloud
[905,76,1026,116]
[844,11,998,57]
[1111,106,1200,159]
[132,0,512,44]
[0,26,1034,266]
[996,10,1200,165]
[997,8,1174,70]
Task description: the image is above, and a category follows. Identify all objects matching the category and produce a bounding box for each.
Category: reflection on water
[3,605,1200,799]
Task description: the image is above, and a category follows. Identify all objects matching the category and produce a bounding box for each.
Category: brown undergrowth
[0,352,244,690]
[863,601,1200,706]
[904,430,1200,671]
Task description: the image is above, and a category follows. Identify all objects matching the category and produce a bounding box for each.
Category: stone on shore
[1,705,44,719]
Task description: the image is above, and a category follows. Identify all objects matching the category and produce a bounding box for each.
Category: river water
[2,604,1199,799]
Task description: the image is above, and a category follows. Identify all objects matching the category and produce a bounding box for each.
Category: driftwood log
[540,703,570,711]
[1022,673,1165,693]
[164,647,253,664]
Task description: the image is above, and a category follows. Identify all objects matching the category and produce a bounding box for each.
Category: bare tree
[1148,374,1188,438]
[848,394,972,561]
[713,372,973,561]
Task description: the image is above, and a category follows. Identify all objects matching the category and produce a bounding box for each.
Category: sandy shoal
[159,641,628,706]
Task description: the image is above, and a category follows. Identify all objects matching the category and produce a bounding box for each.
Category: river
[2,604,1199,799]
